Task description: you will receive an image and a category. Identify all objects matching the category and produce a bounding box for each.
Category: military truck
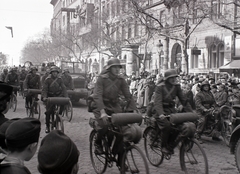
[60,61,89,103]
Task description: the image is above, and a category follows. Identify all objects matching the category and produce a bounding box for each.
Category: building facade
[50,0,240,77]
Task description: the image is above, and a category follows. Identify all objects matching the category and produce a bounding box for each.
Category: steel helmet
[164,69,178,81]
[63,68,70,73]
[105,58,122,70]
[30,66,38,72]
[50,66,59,73]
[200,80,210,89]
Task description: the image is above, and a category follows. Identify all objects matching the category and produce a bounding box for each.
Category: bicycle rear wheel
[63,100,73,122]
[89,130,107,174]
[55,113,64,133]
[121,145,149,174]
[144,127,163,166]
[180,138,208,174]
[10,94,17,112]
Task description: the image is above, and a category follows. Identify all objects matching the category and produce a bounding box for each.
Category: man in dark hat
[38,130,79,174]
[0,117,41,174]
[0,81,13,126]
[5,68,19,95]
[42,66,67,133]
[154,69,192,154]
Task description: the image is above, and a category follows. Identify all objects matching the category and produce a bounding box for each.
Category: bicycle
[45,97,70,133]
[25,89,41,119]
[89,113,149,174]
[19,80,25,99]
[9,85,19,112]
[144,113,209,174]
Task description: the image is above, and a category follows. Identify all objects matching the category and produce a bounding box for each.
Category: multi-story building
[50,0,240,78]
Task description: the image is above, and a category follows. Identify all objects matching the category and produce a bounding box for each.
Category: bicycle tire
[180,138,209,174]
[144,127,163,166]
[64,100,73,122]
[234,138,240,173]
[55,112,64,133]
[221,121,232,147]
[10,94,17,112]
[89,130,107,174]
[33,101,41,120]
[121,144,149,174]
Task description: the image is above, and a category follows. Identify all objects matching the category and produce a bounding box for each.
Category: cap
[0,81,13,101]
[5,117,41,148]
[38,130,79,174]
[0,118,20,149]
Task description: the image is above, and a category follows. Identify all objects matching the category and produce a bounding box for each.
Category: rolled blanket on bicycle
[47,97,70,105]
[111,113,142,126]
[169,112,198,125]
[67,90,75,95]
[122,124,142,144]
[27,89,42,94]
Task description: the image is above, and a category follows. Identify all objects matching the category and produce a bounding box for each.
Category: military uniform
[195,88,216,137]
[61,74,74,90]
[5,71,19,95]
[93,72,136,118]
[0,72,8,82]
[23,73,41,109]
[154,70,192,153]
[42,74,67,131]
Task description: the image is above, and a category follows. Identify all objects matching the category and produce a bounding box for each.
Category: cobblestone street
[5,96,239,174]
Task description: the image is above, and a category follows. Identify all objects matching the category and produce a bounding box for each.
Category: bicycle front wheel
[121,145,149,174]
[180,138,208,174]
[55,113,64,133]
[63,100,73,122]
[144,127,163,166]
[89,130,107,174]
[10,94,17,112]
[33,102,41,120]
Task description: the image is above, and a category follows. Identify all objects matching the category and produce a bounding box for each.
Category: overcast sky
[0,0,53,66]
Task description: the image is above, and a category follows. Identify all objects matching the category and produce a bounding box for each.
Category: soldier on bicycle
[92,58,136,165]
[154,69,192,154]
[61,68,74,90]
[19,67,28,96]
[195,80,221,142]
[0,69,8,82]
[42,66,67,133]
[23,66,41,113]
[5,67,19,95]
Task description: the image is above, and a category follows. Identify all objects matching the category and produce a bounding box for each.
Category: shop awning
[219,59,240,70]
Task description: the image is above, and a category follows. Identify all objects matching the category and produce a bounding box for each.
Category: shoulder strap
[50,78,59,88]
[105,78,118,92]
[163,85,175,100]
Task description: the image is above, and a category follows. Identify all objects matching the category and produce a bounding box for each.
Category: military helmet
[200,80,210,89]
[50,66,59,73]
[30,66,38,72]
[63,68,70,73]
[164,69,178,81]
[3,69,8,73]
[105,58,122,70]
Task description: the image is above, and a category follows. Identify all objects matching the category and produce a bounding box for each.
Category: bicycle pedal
[164,154,171,160]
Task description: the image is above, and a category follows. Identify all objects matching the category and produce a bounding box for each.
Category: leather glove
[99,109,109,125]
[203,108,208,112]
[158,114,165,119]
[99,114,109,126]
[42,97,47,102]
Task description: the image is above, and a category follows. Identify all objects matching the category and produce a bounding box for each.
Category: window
[218,44,224,67]
[111,1,115,17]
[160,10,165,24]
[128,25,132,39]
[63,16,66,26]
[210,45,217,68]
[134,21,138,37]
